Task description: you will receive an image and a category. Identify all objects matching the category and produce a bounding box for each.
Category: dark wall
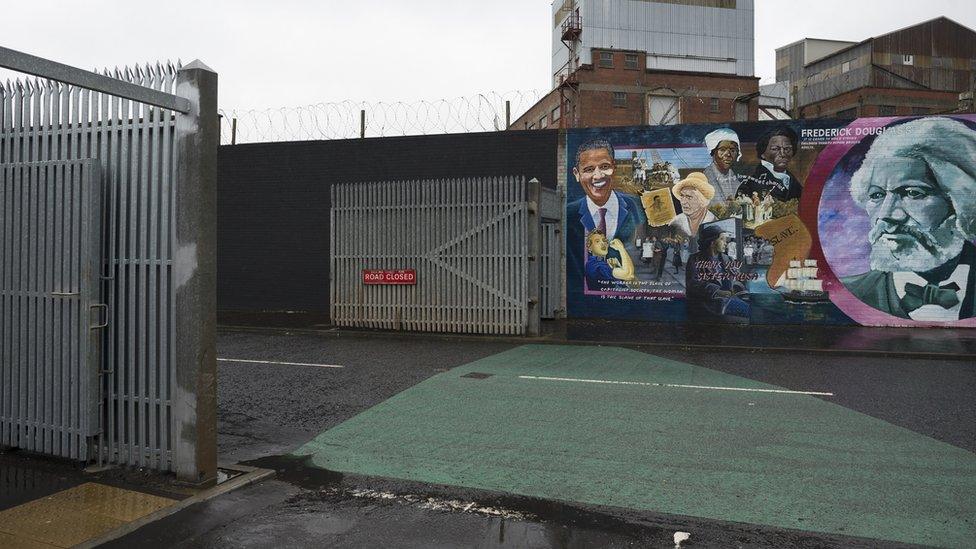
[218,130,559,316]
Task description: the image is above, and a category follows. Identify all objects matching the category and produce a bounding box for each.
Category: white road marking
[518,375,833,397]
[217,358,344,369]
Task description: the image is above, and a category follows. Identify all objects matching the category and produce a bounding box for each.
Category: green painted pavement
[295,345,976,548]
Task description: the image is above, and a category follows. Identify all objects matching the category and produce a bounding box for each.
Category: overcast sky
[3,0,974,110]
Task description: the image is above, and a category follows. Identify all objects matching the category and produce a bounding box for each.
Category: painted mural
[566,115,976,327]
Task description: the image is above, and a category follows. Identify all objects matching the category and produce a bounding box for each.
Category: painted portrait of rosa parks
[823,117,976,321]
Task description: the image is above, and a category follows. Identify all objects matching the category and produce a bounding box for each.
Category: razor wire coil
[219,90,544,144]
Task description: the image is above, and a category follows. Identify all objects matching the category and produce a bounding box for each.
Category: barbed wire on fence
[218,90,544,144]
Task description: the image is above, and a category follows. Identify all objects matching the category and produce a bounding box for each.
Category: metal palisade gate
[1,160,102,460]
[331,176,540,335]
[0,48,218,482]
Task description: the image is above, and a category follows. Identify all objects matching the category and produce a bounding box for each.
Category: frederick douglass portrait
[841,117,976,321]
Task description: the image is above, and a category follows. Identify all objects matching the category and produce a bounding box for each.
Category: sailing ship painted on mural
[779,259,830,304]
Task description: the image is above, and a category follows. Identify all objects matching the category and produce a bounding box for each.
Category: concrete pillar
[173,60,218,485]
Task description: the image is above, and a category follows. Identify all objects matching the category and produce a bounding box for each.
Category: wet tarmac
[9,327,969,547]
[215,330,515,464]
[98,330,969,547]
[105,454,918,549]
[216,329,975,459]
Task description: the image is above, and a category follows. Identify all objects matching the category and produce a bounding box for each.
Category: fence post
[173,60,218,485]
[527,177,542,337]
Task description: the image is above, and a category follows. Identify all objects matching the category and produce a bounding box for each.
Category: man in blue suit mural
[567,139,646,291]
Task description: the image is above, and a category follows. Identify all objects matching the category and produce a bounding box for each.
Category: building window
[551,106,561,122]
[710,98,720,113]
[648,95,680,125]
[539,115,548,128]
[613,92,627,108]
[842,61,851,73]
[528,123,536,130]
[599,52,613,68]
[836,107,857,118]
[903,55,914,66]
[879,105,896,116]
[624,54,639,70]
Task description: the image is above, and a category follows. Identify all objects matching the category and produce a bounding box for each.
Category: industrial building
[775,17,976,118]
[512,0,759,130]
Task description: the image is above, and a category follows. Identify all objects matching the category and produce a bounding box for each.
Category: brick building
[513,48,760,130]
[776,17,976,119]
[512,0,760,130]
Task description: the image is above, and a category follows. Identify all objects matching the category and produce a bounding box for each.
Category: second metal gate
[331,176,540,335]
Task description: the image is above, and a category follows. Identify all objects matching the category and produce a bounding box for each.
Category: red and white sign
[362,269,417,285]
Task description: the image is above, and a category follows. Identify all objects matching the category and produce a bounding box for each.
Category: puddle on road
[216,467,245,485]
[0,451,83,510]
[246,454,345,488]
[234,453,878,548]
[242,454,656,547]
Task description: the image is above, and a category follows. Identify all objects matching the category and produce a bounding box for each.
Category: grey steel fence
[0,65,178,469]
[0,49,217,482]
[331,176,540,335]
[0,160,102,460]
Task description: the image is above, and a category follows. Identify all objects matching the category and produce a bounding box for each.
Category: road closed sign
[362,269,417,285]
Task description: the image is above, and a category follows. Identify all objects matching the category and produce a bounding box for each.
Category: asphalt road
[215,329,515,464]
[106,328,974,548]
[645,346,976,454]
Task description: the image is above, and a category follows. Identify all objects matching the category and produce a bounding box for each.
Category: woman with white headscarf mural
[702,128,744,206]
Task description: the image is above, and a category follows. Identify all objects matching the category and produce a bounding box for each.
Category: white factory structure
[551,0,756,88]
